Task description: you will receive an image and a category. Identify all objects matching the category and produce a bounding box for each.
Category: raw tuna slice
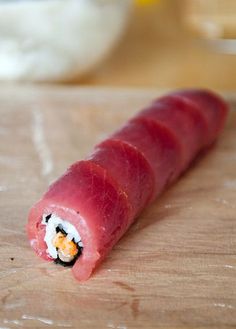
[28,161,131,281]
[167,89,228,144]
[111,118,183,199]
[89,139,154,220]
[136,96,209,170]
[27,89,228,281]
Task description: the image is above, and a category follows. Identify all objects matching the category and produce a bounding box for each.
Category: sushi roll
[27,89,228,281]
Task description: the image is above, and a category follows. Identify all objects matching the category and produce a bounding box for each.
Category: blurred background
[1,0,236,91]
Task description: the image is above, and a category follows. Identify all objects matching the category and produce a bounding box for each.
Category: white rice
[42,213,83,259]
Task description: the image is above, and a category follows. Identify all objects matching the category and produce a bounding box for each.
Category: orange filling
[52,232,78,257]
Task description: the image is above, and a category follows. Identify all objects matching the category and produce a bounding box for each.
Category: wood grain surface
[0,85,235,329]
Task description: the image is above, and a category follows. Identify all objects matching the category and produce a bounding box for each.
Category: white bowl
[0,0,132,82]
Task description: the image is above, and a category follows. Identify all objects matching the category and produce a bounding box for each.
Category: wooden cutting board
[0,85,235,329]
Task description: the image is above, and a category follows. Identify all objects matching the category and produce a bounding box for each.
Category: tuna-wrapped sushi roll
[27,89,228,281]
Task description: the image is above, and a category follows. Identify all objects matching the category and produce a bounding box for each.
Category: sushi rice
[42,213,83,263]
